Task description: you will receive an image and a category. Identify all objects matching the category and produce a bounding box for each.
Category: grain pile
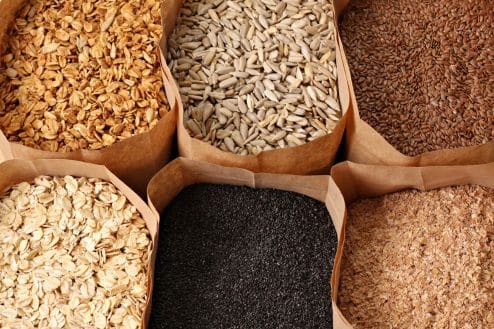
[150,184,337,328]
[338,185,494,329]
[0,176,151,328]
[168,0,341,155]
[340,0,494,156]
[0,0,169,152]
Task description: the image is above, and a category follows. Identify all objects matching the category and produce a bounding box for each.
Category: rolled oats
[0,0,170,152]
[0,176,151,328]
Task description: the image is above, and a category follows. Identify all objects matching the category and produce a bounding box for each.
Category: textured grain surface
[168,0,341,155]
[340,0,494,156]
[150,183,337,329]
[0,0,169,152]
[0,176,151,328]
[338,185,494,329]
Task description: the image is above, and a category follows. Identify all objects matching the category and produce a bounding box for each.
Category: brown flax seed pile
[338,185,494,329]
[340,0,494,156]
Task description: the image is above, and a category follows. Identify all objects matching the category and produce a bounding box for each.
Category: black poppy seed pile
[149,183,337,329]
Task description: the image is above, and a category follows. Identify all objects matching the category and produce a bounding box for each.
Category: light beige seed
[266,73,282,81]
[219,77,238,89]
[219,107,233,117]
[266,130,287,143]
[218,74,233,82]
[307,86,318,102]
[250,139,266,147]
[227,1,242,12]
[231,131,244,146]
[326,96,340,111]
[237,97,248,114]
[224,137,235,152]
[264,90,279,102]
[240,123,248,140]
[168,0,340,155]
[216,66,235,75]
[263,79,275,90]
[286,134,304,146]
[187,119,202,136]
[210,92,226,99]
[216,129,232,139]
[244,130,259,144]
[236,85,253,96]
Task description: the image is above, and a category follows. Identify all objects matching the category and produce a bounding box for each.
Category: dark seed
[149,183,338,329]
[340,0,494,156]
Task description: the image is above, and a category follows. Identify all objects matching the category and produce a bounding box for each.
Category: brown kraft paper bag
[329,160,494,328]
[160,0,351,175]
[146,157,347,325]
[333,0,494,166]
[0,155,159,328]
[0,130,11,164]
[0,0,178,197]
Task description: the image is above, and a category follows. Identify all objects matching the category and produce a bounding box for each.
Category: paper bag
[333,0,494,166]
[329,160,494,328]
[146,157,347,326]
[160,0,351,175]
[0,130,11,163]
[0,157,159,328]
[0,0,178,197]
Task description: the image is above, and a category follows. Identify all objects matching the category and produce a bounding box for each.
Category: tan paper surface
[147,157,347,325]
[160,0,351,175]
[147,157,345,233]
[0,158,159,328]
[334,0,494,166]
[0,131,12,163]
[0,0,178,197]
[329,160,494,328]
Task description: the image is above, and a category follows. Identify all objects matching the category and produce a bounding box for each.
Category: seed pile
[340,0,494,156]
[0,0,169,152]
[0,176,151,329]
[168,0,341,155]
[338,185,494,329]
[150,183,337,328]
